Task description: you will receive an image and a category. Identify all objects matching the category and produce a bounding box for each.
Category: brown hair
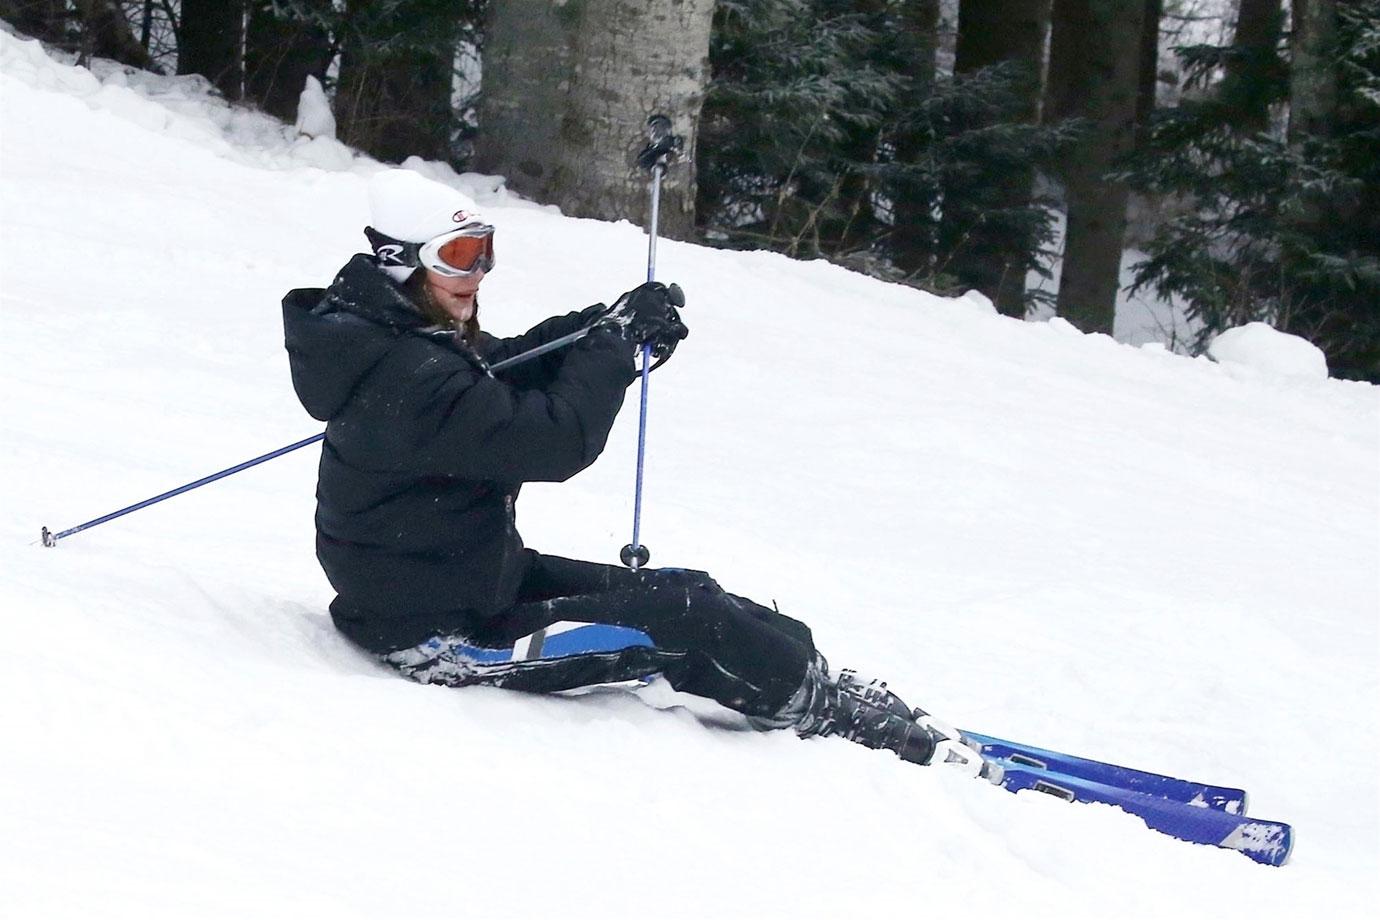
[403,270,481,346]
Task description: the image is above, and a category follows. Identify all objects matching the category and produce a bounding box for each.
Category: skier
[281,169,941,765]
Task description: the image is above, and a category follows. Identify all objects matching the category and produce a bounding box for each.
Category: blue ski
[960,730,1248,814]
[987,757,1293,867]
[527,633,1290,863]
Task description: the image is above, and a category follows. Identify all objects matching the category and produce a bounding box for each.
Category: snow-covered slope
[2,31,1377,920]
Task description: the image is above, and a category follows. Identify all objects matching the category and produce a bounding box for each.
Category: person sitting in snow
[281,169,953,767]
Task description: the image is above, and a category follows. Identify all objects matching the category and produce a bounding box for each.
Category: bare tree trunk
[1281,0,1339,248]
[1222,0,1284,131]
[140,0,154,49]
[1045,0,1092,121]
[244,0,333,122]
[955,0,1048,121]
[1051,0,1145,335]
[1135,0,1161,142]
[940,0,1050,316]
[477,0,715,239]
[335,0,454,164]
[890,0,942,276]
[1289,0,1337,143]
[178,0,244,100]
[1231,0,1285,78]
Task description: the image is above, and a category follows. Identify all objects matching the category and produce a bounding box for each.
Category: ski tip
[1221,819,1294,868]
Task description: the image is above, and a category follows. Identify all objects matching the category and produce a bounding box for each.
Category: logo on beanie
[376,243,406,265]
[452,210,473,223]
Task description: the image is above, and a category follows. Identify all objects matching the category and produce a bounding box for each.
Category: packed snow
[1209,322,1331,380]
[2,29,1378,920]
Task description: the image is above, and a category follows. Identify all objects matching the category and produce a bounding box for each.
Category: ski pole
[619,114,683,571]
[40,323,597,547]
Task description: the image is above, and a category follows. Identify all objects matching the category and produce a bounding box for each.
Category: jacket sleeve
[483,304,610,389]
[371,327,635,483]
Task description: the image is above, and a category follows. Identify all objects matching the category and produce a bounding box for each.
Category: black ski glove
[596,281,689,368]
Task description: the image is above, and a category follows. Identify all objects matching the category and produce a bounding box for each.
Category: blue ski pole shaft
[491,326,591,372]
[630,340,652,558]
[41,326,592,547]
[41,433,325,547]
[626,164,663,569]
[619,114,681,571]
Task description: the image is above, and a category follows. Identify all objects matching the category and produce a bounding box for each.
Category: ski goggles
[418,224,496,277]
[365,224,497,277]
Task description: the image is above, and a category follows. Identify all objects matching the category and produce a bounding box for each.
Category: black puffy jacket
[282,255,634,651]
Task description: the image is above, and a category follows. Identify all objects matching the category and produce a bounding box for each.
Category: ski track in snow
[2,29,1378,920]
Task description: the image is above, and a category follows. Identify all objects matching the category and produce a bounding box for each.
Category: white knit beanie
[367,169,488,282]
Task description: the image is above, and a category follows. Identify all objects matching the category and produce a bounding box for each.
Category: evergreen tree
[697,0,1068,311]
[244,1,335,123]
[1127,0,1380,381]
[695,0,901,258]
[939,0,1051,316]
[886,60,1073,303]
[334,0,483,165]
[1048,0,1147,337]
[178,0,244,100]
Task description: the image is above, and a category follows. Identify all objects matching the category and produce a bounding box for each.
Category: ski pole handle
[636,114,682,172]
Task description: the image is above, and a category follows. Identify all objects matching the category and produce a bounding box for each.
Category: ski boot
[792,664,936,765]
[830,669,986,776]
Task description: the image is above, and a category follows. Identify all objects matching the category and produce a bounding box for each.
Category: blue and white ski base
[985,756,1293,867]
[960,731,1248,814]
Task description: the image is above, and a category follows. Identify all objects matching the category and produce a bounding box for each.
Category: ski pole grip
[637,114,683,172]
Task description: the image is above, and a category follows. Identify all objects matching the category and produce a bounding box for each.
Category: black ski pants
[378,553,816,719]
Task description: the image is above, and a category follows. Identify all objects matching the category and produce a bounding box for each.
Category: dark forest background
[3,0,1375,381]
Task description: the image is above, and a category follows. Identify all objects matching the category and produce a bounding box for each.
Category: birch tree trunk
[476,0,715,239]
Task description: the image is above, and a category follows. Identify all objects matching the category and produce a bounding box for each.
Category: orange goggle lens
[437,232,495,274]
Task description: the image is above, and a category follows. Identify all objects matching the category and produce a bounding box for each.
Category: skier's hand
[597,282,688,358]
[647,306,688,367]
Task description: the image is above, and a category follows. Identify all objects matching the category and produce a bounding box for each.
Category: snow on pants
[379,553,816,719]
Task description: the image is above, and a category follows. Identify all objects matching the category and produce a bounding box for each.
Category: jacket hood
[282,255,426,421]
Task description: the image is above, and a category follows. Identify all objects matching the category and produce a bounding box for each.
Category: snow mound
[1209,322,1329,380]
[0,29,533,211]
[955,289,999,315]
[293,75,335,140]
